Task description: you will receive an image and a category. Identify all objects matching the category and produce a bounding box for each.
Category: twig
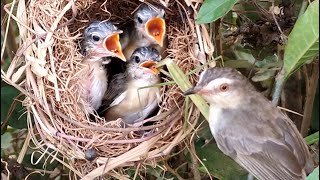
[271,2,283,35]
[214,20,221,57]
[1,0,18,63]
[175,162,188,174]
[277,106,304,117]
[17,131,31,164]
[271,1,287,43]
[164,161,184,180]
[301,59,319,137]
[189,138,201,180]
[0,0,17,61]
[133,163,141,180]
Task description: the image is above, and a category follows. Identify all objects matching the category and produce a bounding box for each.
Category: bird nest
[2,0,213,178]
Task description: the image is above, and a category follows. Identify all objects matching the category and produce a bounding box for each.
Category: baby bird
[80,21,126,114]
[121,4,167,59]
[103,47,161,124]
[184,67,314,180]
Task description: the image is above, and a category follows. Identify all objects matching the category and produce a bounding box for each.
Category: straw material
[2,0,213,178]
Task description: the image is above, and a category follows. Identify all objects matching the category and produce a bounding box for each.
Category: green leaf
[143,166,174,179]
[234,45,256,64]
[196,0,240,24]
[307,166,319,180]
[195,140,248,179]
[251,70,276,82]
[223,60,253,69]
[1,58,11,73]
[1,86,28,129]
[1,132,13,149]
[255,54,280,68]
[1,86,20,120]
[304,131,319,145]
[283,0,319,78]
[251,55,281,82]
[165,59,209,120]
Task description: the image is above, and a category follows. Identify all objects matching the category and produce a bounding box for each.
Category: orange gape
[104,33,126,61]
[146,17,166,47]
[139,60,159,74]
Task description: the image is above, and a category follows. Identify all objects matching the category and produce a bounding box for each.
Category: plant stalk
[301,59,319,137]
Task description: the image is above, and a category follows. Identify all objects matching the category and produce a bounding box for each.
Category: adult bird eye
[137,17,143,24]
[92,35,100,41]
[219,83,229,92]
[133,56,140,63]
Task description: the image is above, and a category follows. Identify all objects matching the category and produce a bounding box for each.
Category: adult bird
[102,47,161,124]
[80,21,126,114]
[121,4,167,60]
[184,67,314,180]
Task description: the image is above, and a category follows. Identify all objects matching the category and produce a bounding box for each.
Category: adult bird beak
[139,60,159,74]
[145,17,165,47]
[183,86,202,96]
[103,32,126,61]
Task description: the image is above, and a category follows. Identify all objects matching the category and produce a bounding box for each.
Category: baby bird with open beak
[80,21,126,114]
[121,4,167,59]
[184,67,314,180]
[102,47,161,124]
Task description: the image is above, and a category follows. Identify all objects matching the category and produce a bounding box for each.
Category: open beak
[139,60,159,74]
[183,86,202,96]
[145,17,165,47]
[103,33,126,62]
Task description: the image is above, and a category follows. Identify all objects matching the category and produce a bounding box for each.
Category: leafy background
[1,0,319,179]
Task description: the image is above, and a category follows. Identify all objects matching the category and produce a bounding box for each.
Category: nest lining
[2,0,210,178]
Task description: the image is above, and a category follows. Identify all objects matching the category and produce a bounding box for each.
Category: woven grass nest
[3,0,214,178]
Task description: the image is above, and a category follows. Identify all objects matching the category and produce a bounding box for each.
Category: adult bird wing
[278,115,314,174]
[213,103,311,180]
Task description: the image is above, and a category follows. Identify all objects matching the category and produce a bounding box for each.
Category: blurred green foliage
[195,140,248,179]
[1,86,27,130]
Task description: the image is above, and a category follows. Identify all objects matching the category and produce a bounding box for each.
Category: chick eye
[219,83,229,92]
[92,35,100,41]
[137,16,143,24]
[133,56,140,63]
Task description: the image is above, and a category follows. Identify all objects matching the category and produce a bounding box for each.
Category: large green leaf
[1,132,13,149]
[283,0,319,78]
[196,0,239,24]
[304,131,319,145]
[307,166,319,180]
[1,86,27,129]
[195,140,248,179]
